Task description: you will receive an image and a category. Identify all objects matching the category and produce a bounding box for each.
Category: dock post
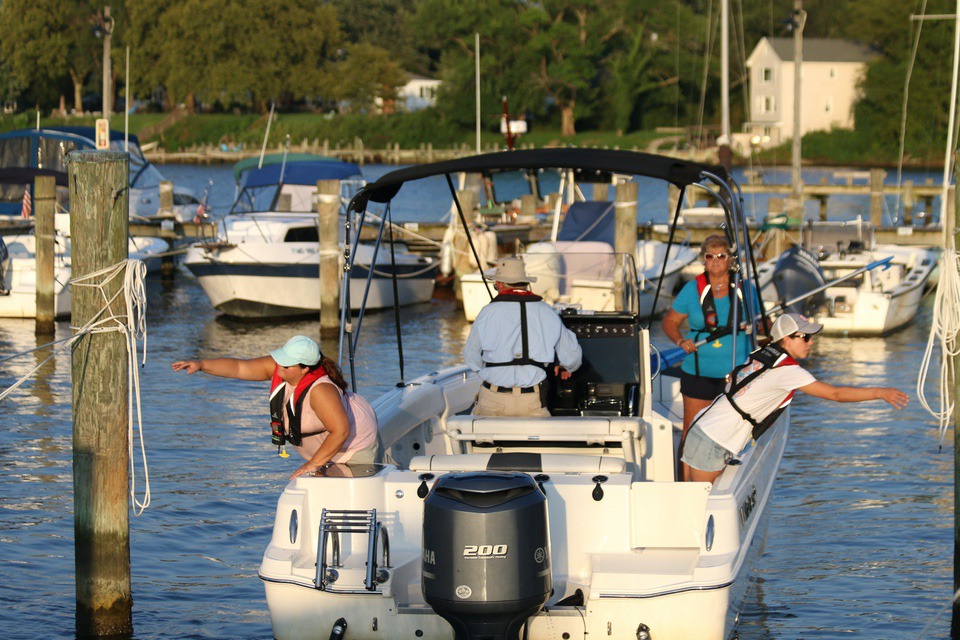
[593,183,609,202]
[902,180,914,225]
[318,180,341,336]
[34,175,56,335]
[952,156,959,640]
[869,169,886,227]
[519,194,537,223]
[158,180,176,281]
[614,180,638,257]
[68,150,132,637]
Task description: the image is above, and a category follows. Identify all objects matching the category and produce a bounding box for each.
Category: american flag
[21,190,31,219]
[194,202,208,224]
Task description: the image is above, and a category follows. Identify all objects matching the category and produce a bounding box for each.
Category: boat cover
[241,160,363,188]
[557,201,615,245]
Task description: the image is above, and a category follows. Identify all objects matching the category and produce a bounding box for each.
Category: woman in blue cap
[172,335,378,479]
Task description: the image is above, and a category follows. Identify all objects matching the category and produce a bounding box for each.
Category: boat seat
[409,452,626,474]
[445,415,640,445]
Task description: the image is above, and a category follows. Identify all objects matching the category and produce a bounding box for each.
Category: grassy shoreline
[0,111,946,170]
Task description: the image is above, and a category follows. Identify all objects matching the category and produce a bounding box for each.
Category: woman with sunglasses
[682,313,909,484]
[662,234,760,478]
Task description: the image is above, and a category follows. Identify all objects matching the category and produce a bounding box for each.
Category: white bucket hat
[483,256,537,284]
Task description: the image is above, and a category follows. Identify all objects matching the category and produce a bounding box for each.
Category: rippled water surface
[0,163,953,639]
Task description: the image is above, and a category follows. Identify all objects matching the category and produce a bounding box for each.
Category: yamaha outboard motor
[773,245,826,315]
[422,471,551,640]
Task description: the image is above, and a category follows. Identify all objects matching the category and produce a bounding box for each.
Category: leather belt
[482,381,538,394]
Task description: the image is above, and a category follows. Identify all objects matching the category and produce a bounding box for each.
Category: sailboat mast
[719,0,731,169]
[790,0,806,211]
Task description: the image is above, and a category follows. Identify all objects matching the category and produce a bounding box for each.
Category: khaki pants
[474,384,550,417]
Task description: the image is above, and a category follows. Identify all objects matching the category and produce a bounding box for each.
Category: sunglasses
[704,252,730,261]
[791,333,813,343]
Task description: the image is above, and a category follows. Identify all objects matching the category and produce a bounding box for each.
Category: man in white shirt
[463,257,582,417]
[682,313,909,483]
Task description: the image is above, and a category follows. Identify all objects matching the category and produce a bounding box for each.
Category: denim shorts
[681,424,731,472]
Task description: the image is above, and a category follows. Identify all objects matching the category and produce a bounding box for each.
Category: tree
[0,0,101,112]
[330,43,406,113]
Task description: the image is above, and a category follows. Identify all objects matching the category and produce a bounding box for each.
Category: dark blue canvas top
[241,160,363,188]
[556,201,616,245]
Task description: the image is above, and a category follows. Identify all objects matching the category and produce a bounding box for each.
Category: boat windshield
[517,250,639,316]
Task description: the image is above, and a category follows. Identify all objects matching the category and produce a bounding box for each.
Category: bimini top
[239,159,363,189]
[233,153,351,182]
[349,147,727,212]
[0,126,142,147]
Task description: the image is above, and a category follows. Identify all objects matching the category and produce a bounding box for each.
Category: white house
[742,37,873,150]
[397,74,441,112]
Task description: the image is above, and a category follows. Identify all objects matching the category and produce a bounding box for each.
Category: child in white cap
[682,313,909,483]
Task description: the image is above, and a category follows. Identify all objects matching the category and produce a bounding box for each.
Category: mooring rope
[916,241,960,447]
[0,259,151,515]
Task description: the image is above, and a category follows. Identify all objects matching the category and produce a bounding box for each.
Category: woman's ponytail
[320,355,348,392]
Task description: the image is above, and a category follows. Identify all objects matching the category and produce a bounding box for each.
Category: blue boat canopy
[241,160,363,188]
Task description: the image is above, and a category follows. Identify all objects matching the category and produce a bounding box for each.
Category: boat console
[549,310,641,417]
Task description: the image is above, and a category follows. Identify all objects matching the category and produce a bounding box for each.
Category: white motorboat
[183,157,439,318]
[460,199,698,322]
[259,148,784,640]
[757,219,936,336]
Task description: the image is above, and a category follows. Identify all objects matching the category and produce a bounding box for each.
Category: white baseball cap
[270,335,321,367]
[771,313,824,342]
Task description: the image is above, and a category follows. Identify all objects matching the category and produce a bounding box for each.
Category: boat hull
[185,245,438,318]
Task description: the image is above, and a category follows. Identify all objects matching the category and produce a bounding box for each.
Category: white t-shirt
[693,361,817,454]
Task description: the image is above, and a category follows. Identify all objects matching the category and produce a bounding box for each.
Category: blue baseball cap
[270,335,321,367]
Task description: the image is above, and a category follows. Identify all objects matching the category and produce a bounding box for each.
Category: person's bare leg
[680,395,712,481]
[689,466,723,484]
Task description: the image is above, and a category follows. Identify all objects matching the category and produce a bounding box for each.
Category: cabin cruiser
[183,157,439,318]
[758,218,936,336]
[258,149,785,640]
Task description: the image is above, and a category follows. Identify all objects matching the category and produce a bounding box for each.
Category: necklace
[713,282,728,292]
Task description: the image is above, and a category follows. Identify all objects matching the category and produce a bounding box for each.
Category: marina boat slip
[184,157,439,319]
[758,219,936,336]
[258,149,782,640]
[0,127,201,221]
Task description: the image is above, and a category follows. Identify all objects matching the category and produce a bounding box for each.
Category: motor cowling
[422,471,551,640]
[773,245,826,315]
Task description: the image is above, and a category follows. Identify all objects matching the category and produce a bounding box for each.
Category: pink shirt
[284,375,378,463]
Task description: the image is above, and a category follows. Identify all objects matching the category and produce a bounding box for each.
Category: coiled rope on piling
[916,241,960,447]
[0,258,152,515]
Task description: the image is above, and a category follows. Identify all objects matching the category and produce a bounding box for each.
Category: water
[0,162,953,639]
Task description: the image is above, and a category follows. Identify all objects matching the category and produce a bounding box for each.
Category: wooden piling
[318,180,341,336]
[952,155,959,640]
[34,175,56,335]
[869,168,886,227]
[158,180,176,280]
[68,150,132,637]
[614,180,639,257]
[593,183,609,202]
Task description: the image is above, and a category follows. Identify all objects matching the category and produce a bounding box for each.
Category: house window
[420,86,435,100]
[825,97,833,113]
[829,67,836,79]
[761,67,773,83]
[759,96,776,114]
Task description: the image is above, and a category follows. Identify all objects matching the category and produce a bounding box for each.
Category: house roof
[763,38,873,63]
